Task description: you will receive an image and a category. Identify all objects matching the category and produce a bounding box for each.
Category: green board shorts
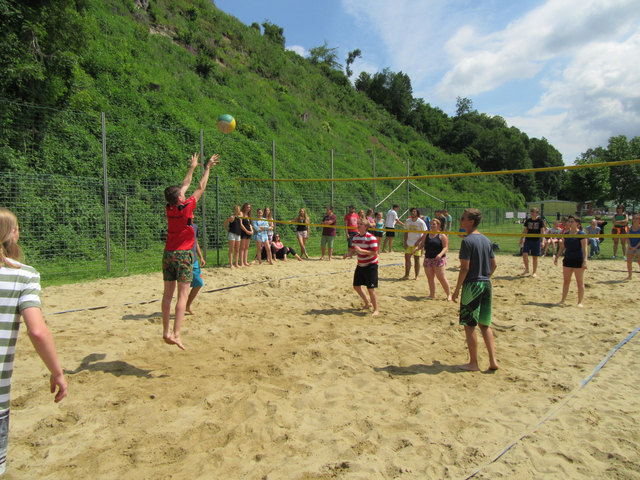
[459,280,492,327]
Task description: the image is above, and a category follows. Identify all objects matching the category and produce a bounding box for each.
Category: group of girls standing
[223,204,303,268]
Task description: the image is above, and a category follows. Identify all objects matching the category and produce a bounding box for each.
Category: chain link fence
[1,100,520,285]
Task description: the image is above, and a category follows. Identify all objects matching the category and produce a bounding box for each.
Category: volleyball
[217,114,236,134]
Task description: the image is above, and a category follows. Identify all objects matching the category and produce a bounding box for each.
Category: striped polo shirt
[353,232,379,267]
[0,261,41,411]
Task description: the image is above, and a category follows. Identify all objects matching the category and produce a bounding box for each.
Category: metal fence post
[101,112,111,272]
[272,139,276,232]
[406,158,410,211]
[330,149,334,207]
[124,195,128,270]
[200,129,207,261]
[372,150,376,209]
[216,175,220,266]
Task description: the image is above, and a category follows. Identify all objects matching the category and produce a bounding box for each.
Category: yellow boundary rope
[244,218,640,239]
[235,158,640,239]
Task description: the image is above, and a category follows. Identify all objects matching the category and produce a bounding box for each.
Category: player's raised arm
[192,154,221,201]
[180,152,200,197]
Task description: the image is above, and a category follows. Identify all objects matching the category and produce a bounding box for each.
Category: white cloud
[436,0,640,98]
[342,0,640,163]
[523,31,640,162]
[286,45,308,57]
[349,58,378,81]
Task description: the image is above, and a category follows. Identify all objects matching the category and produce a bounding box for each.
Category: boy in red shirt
[162,152,220,350]
[343,219,379,316]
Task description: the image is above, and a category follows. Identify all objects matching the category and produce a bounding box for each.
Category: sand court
[7,253,640,479]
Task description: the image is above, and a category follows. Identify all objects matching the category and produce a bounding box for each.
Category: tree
[564,148,610,204]
[345,48,361,77]
[354,71,371,92]
[607,135,640,204]
[529,137,563,198]
[455,96,473,117]
[261,21,285,47]
[308,41,341,70]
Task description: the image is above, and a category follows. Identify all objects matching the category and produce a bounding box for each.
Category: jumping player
[162,152,220,350]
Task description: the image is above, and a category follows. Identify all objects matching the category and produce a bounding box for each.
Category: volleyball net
[234,158,640,242]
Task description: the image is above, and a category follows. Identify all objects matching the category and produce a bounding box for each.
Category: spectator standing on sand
[382,204,404,253]
[402,207,427,280]
[519,207,546,277]
[345,205,359,249]
[320,206,337,261]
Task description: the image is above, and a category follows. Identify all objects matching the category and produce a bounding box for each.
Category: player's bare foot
[488,363,499,371]
[447,296,453,301]
[520,270,529,276]
[400,275,409,280]
[185,306,194,315]
[362,303,372,310]
[372,310,379,316]
[577,303,584,308]
[532,273,537,278]
[167,334,185,350]
[557,299,565,305]
[457,363,480,371]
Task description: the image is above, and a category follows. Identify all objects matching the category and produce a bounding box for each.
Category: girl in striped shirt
[0,208,67,475]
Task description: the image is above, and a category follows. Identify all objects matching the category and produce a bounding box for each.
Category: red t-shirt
[165,196,197,251]
[345,213,359,233]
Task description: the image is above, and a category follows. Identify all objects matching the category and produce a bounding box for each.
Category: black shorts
[563,257,584,268]
[353,264,378,289]
[372,231,383,238]
[385,228,395,237]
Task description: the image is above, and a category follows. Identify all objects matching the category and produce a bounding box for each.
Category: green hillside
[1,0,528,201]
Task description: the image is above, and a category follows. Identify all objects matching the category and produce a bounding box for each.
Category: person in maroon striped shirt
[343,219,379,316]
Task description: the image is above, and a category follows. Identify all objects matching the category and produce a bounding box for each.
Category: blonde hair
[0,208,22,268]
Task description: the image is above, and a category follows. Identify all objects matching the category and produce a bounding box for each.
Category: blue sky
[214,0,640,164]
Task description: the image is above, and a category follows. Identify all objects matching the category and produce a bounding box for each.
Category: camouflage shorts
[162,250,194,283]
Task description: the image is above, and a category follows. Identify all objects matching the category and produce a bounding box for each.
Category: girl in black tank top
[417,218,452,300]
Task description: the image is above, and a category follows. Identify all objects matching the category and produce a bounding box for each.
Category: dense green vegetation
[1,0,529,203]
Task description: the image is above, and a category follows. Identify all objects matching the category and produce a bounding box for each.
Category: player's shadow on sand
[493,275,526,281]
[374,361,462,375]
[122,312,162,322]
[379,277,412,283]
[597,279,628,285]
[305,308,353,316]
[402,295,424,302]
[65,353,165,378]
[525,301,559,308]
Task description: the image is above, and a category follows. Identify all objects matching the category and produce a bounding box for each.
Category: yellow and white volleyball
[217,114,236,134]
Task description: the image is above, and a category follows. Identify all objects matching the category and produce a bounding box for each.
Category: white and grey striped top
[0,261,41,411]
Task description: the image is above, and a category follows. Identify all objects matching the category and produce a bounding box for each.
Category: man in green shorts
[452,208,498,371]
